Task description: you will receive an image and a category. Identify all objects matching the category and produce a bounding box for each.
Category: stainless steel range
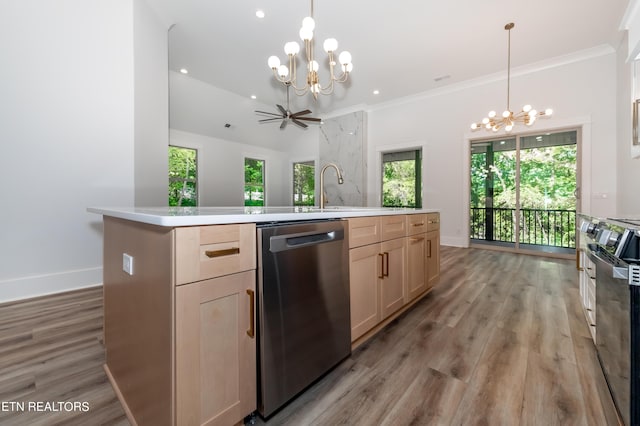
[581,217,640,425]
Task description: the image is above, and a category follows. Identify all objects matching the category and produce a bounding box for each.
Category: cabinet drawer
[407,214,427,235]
[175,223,256,284]
[381,215,407,241]
[348,217,381,248]
[426,213,440,232]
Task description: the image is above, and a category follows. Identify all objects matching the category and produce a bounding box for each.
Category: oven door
[590,247,631,425]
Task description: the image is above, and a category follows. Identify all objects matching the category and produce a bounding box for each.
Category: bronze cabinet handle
[378,253,384,279]
[576,249,584,271]
[205,247,240,258]
[410,237,425,242]
[246,289,255,338]
[383,252,389,277]
[427,240,432,258]
[412,222,425,227]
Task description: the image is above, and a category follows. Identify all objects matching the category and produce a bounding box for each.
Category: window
[169,146,198,206]
[244,158,265,206]
[293,161,315,206]
[382,149,422,208]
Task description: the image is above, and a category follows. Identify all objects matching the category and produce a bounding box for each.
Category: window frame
[168,145,198,207]
[381,148,423,208]
[244,157,266,206]
[292,160,315,206]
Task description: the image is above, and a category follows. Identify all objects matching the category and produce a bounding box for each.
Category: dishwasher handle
[269,229,344,253]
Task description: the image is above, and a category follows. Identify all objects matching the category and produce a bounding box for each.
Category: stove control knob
[598,229,619,247]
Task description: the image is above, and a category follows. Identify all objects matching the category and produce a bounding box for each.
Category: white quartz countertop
[88,206,439,227]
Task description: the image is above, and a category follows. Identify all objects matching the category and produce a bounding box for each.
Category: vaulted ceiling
[148,0,630,115]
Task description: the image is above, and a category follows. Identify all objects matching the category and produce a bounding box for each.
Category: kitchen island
[89,206,440,426]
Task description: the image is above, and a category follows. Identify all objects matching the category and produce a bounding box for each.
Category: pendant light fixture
[471,23,553,132]
[267,0,353,100]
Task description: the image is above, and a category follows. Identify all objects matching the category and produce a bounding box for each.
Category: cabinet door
[407,234,427,301]
[349,244,382,342]
[380,238,407,319]
[426,231,440,289]
[175,271,256,426]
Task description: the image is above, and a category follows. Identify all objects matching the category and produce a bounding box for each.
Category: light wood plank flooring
[0,247,619,425]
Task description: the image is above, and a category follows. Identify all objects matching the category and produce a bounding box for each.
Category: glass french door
[470,130,578,255]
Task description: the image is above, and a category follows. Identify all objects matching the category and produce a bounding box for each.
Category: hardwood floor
[259,247,619,426]
[0,287,127,425]
[0,247,619,425]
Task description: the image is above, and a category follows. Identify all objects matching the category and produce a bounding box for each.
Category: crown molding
[369,44,616,112]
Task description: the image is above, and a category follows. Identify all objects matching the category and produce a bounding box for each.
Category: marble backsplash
[319,111,367,207]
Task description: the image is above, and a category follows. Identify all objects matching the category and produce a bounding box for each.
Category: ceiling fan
[255,84,321,129]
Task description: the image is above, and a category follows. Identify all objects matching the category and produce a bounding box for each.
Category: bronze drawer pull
[410,237,425,242]
[205,247,240,258]
[246,289,255,338]
[412,222,425,227]
[383,252,389,277]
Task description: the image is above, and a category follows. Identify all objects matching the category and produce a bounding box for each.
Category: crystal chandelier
[267,0,353,100]
[471,23,553,132]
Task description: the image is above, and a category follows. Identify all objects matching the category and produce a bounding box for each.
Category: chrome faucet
[319,163,344,209]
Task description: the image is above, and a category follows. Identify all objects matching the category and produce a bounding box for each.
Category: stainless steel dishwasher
[256,220,351,418]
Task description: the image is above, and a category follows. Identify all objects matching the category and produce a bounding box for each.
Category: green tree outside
[169,146,197,207]
[244,158,265,206]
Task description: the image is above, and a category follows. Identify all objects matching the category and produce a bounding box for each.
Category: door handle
[378,253,384,278]
[427,240,432,258]
[246,289,255,338]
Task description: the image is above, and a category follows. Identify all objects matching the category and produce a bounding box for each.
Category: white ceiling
[148,0,630,115]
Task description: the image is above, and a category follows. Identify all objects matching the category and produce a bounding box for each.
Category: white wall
[170,129,304,206]
[617,30,640,215]
[169,72,319,206]
[134,0,169,206]
[0,0,135,302]
[368,49,618,247]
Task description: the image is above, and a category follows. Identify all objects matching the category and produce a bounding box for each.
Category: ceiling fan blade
[291,109,312,117]
[292,118,308,128]
[255,110,283,117]
[296,116,321,122]
[280,119,288,129]
[259,118,282,123]
[277,104,287,115]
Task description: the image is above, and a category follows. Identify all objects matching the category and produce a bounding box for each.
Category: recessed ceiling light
[179,68,188,74]
[256,10,265,18]
[251,95,257,99]
[373,90,380,95]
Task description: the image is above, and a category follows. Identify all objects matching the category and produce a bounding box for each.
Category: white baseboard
[0,267,103,304]
[441,236,468,248]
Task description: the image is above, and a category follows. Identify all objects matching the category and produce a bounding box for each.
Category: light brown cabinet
[348,216,408,341]
[348,213,440,345]
[176,271,256,426]
[103,218,256,426]
[406,233,427,301]
[349,243,382,341]
[426,213,440,288]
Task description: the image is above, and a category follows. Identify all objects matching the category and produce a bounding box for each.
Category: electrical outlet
[123,253,134,275]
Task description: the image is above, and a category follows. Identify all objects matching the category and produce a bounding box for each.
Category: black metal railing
[470,207,576,249]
